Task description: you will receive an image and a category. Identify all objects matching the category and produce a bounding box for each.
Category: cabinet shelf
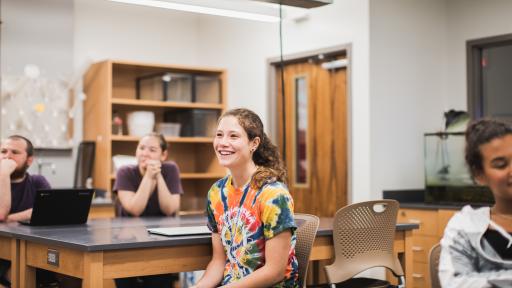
[111,135,213,143]
[110,172,225,180]
[111,98,223,110]
[84,60,226,215]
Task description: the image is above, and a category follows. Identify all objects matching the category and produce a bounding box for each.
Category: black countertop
[399,202,471,210]
[0,215,210,252]
[384,189,491,210]
[0,215,419,252]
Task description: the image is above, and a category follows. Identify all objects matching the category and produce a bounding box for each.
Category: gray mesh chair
[324,200,405,288]
[295,213,320,287]
[429,243,441,288]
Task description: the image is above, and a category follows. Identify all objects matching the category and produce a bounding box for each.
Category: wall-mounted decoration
[1,64,75,149]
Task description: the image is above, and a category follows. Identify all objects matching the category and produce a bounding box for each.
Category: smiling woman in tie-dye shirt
[192,108,298,288]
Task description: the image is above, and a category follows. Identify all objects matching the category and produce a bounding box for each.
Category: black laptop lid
[28,189,94,226]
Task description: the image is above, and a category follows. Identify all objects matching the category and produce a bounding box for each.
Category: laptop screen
[24,188,94,226]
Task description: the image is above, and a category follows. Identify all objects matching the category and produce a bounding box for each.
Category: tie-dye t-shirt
[206,175,298,287]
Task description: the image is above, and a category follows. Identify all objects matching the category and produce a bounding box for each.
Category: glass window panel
[295,76,308,185]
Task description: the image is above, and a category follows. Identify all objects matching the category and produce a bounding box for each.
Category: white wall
[1,0,74,78]
[75,0,202,186]
[197,0,371,202]
[369,0,512,199]
[1,0,75,187]
[1,0,204,187]
[73,0,202,71]
[369,0,448,198]
[445,0,512,110]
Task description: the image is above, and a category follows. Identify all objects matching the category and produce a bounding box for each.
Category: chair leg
[397,276,405,288]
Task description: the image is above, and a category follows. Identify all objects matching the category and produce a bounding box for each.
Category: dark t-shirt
[483,229,512,260]
[113,162,183,217]
[10,173,51,214]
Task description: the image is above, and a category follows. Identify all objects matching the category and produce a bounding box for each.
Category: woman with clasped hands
[113,132,183,287]
[115,132,182,217]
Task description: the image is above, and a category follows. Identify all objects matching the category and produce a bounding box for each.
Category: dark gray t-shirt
[10,173,51,214]
[113,162,183,217]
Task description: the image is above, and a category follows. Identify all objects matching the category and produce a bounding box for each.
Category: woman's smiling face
[476,134,512,202]
[213,116,257,170]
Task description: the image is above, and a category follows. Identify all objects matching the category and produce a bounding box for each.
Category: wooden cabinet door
[276,60,348,217]
[437,209,458,237]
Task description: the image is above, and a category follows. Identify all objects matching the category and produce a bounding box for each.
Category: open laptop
[19,188,94,226]
[148,226,211,237]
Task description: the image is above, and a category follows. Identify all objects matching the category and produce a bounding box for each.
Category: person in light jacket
[439,119,512,288]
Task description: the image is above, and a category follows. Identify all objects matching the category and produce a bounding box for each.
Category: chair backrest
[73,141,96,189]
[429,243,442,288]
[294,213,320,288]
[324,200,404,284]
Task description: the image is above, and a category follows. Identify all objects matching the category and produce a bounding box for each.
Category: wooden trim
[110,172,225,180]
[393,232,405,253]
[102,245,212,278]
[111,98,223,109]
[110,59,225,74]
[25,242,84,278]
[83,252,104,288]
[111,135,213,143]
[89,204,116,219]
[180,173,226,179]
[10,239,19,288]
[84,61,112,192]
[268,44,350,66]
[309,236,333,261]
[404,230,414,288]
[0,236,10,260]
[437,209,457,237]
[19,240,36,288]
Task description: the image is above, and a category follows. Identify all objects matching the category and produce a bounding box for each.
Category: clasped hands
[144,160,162,179]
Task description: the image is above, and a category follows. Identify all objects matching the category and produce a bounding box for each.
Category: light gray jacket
[439,205,512,288]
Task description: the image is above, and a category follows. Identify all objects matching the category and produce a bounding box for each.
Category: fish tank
[424,132,494,205]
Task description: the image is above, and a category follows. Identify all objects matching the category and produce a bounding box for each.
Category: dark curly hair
[220,108,287,189]
[465,118,512,179]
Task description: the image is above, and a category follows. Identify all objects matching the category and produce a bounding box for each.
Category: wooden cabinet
[396,208,458,288]
[83,60,227,214]
[89,203,116,219]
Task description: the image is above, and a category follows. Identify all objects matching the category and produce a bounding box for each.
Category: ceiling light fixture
[108,0,282,22]
[251,0,332,9]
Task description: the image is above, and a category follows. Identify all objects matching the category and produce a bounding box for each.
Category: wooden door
[276,58,348,217]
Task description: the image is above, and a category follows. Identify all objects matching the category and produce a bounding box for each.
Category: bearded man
[0,135,50,222]
[0,135,53,287]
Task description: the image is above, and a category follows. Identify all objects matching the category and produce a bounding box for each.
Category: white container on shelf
[156,122,181,137]
[127,111,155,136]
[112,155,138,172]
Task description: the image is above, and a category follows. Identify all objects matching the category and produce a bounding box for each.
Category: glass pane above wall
[294,76,308,185]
